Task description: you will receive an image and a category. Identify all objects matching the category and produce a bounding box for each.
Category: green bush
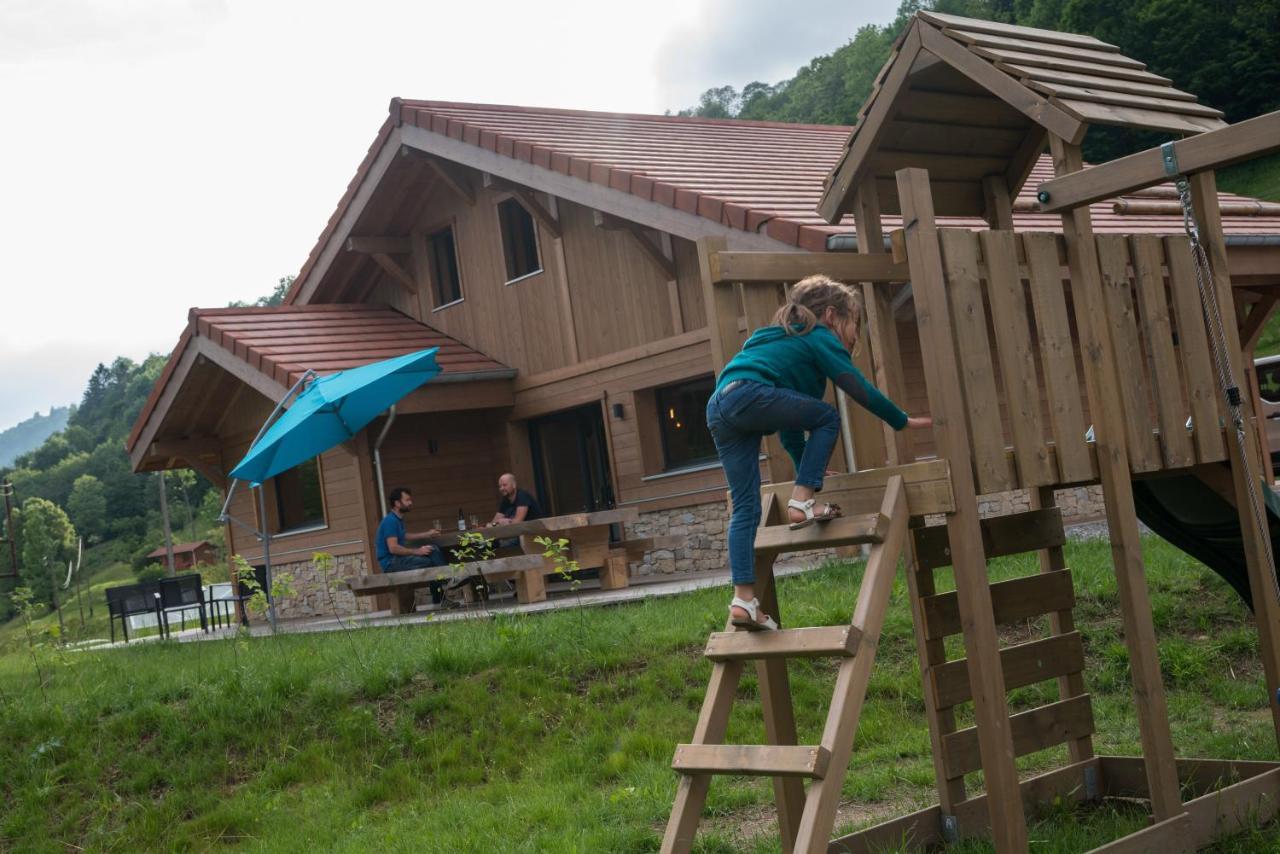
[133,563,164,583]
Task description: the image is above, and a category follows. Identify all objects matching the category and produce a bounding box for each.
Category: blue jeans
[384,549,448,603]
[706,380,841,585]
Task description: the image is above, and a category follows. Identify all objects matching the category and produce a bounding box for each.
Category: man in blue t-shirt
[376,487,447,603]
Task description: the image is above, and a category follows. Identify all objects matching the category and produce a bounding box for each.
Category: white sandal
[787,498,842,530]
[730,596,778,632]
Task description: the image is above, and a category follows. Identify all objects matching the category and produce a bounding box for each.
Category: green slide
[1131,471,1280,612]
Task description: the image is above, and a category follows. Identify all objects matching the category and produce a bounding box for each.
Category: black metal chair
[205,584,236,629]
[158,573,208,638]
[105,582,163,643]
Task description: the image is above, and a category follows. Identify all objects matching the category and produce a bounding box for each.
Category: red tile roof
[146,541,212,559]
[390,100,1280,253]
[126,305,510,454]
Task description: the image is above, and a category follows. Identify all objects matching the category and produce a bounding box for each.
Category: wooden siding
[354,175,703,377]
[375,410,512,527]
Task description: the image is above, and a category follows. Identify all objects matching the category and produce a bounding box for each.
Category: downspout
[373,405,397,516]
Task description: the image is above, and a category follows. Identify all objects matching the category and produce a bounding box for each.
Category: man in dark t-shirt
[490,473,542,526]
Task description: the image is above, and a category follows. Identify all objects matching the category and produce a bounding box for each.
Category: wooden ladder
[662,474,910,853]
[905,496,1099,844]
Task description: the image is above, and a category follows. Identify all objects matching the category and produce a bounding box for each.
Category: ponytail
[772,302,819,335]
[773,275,863,350]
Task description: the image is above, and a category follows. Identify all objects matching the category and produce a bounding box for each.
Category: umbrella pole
[256,485,278,633]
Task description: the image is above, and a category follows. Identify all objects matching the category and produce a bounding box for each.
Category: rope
[1164,141,1280,606]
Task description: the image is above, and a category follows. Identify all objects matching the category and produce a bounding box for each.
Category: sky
[0,0,900,433]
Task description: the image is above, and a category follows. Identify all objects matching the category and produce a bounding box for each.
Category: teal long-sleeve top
[715,324,909,468]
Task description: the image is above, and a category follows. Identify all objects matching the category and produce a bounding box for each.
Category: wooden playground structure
[664,13,1280,854]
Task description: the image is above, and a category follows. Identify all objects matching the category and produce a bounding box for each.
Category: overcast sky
[0,0,900,432]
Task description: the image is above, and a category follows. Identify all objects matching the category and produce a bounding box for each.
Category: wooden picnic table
[432,507,644,602]
[349,507,680,611]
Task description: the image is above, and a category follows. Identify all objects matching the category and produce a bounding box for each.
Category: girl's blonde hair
[772,274,863,350]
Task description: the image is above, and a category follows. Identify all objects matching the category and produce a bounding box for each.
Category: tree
[228,275,295,309]
[67,475,107,543]
[20,497,75,608]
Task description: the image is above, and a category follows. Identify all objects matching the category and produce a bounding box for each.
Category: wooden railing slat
[1023,233,1096,483]
[1130,236,1196,469]
[940,695,1096,778]
[1164,237,1227,463]
[922,569,1075,641]
[979,230,1057,488]
[939,229,1013,494]
[1096,234,1162,472]
[914,507,1066,571]
[931,631,1087,709]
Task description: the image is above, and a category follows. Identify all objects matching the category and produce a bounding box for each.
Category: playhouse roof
[818,11,1228,222]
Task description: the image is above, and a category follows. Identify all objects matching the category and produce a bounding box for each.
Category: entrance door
[528,402,615,515]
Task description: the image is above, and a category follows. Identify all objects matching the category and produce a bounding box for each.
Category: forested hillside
[0,407,71,468]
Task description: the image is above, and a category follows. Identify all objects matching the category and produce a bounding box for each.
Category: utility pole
[157,472,176,577]
[1,480,17,579]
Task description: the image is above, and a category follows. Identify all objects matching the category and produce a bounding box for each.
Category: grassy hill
[2,536,1277,851]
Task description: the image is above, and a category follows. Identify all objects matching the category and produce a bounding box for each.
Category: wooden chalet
[146,540,217,572]
[127,14,1280,626]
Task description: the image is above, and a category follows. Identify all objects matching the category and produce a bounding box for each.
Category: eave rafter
[593,210,676,279]
[345,235,416,293]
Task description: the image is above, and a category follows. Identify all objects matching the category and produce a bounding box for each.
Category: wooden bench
[347,554,547,614]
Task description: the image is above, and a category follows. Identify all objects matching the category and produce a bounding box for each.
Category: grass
[1,535,1278,852]
[1220,151,1280,204]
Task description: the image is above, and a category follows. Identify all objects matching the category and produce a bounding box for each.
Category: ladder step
[705,625,862,661]
[754,512,888,554]
[671,744,831,778]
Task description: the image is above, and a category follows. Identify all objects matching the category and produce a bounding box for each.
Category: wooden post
[752,495,805,851]
[1049,135,1183,821]
[698,236,737,375]
[981,176,1015,231]
[896,167,1028,853]
[1188,170,1280,747]
[1033,487,1095,765]
[853,176,909,467]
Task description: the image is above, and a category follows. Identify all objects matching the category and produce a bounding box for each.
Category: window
[498,198,542,282]
[427,225,462,307]
[273,457,325,533]
[1259,360,1280,404]
[655,376,718,470]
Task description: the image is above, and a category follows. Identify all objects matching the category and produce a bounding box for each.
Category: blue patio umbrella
[230,347,441,486]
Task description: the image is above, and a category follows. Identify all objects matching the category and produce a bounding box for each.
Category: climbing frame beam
[1048,135,1184,822]
[896,166,1028,853]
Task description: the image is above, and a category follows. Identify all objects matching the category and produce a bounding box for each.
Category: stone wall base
[625,484,1108,577]
[269,552,375,619]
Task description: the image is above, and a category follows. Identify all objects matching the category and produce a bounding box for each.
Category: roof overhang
[127,306,516,475]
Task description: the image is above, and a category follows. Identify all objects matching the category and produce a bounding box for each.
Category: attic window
[498,198,543,283]
[427,225,463,307]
